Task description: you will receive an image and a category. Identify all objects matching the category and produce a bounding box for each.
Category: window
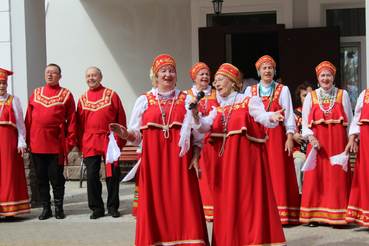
[207,11,276,27]
[340,45,360,109]
[326,8,365,37]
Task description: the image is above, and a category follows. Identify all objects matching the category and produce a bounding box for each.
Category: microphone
[189,91,205,110]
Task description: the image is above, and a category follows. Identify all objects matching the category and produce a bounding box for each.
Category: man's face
[86,68,102,89]
[45,66,61,86]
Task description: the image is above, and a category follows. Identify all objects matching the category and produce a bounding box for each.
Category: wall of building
[44,0,192,120]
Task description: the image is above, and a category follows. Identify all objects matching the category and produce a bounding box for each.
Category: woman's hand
[109,123,129,139]
[189,156,202,180]
[345,135,358,155]
[293,133,304,145]
[310,138,321,150]
[18,147,25,158]
[285,133,294,156]
[269,108,285,123]
[189,97,199,113]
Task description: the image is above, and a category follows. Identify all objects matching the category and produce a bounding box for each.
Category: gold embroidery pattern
[81,88,113,111]
[0,95,13,106]
[311,89,343,104]
[34,87,70,107]
[216,97,250,113]
[146,91,186,106]
[364,89,369,104]
[186,89,217,100]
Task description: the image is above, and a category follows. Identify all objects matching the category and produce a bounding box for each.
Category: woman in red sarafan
[110,54,209,246]
[245,55,301,224]
[191,63,286,246]
[0,68,30,218]
[344,88,369,227]
[185,62,219,222]
[300,61,353,227]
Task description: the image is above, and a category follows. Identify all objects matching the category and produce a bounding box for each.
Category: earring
[257,71,260,77]
[274,69,277,76]
[317,83,320,88]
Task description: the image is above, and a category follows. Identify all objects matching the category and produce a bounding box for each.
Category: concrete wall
[0,0,13,93]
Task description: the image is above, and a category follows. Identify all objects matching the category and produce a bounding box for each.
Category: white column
[0,0,13,93]
[10,0,47,111]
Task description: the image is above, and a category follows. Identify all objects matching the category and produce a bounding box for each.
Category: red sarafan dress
[135,91,209,246]
[186,87,219,221]
[300,89,352,225]
[0,95,30,217]
[346,89,369,226]
[251,84,301,224]
[210,96,286,246]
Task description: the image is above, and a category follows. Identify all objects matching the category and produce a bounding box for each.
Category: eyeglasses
[45,71,60,75]
[212,77,226,86]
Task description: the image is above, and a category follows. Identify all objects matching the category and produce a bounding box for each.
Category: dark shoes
[90,212,105,220]
[55,206,65,219]
[39,206,52,220]
[309,222,319,227]
[108,210,121,218]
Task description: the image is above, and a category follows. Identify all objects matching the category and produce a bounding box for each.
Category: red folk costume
[210,96,286,246]
[132,55,209,246]
[0,69,30,217]
[25,84,76,159]
[250,82,300,224]
[345,89,369,226]
[186,62,219,221]
[76,85,126,165]
[300,62,352,225]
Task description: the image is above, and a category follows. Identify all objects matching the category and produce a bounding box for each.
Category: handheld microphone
[189,91,205,110]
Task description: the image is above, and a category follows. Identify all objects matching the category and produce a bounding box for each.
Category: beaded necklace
[219,93,238,157]
[259,81,275,112]
[318,88,336,116]
[157,91,175,139]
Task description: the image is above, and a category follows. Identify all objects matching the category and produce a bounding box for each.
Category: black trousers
[84,155,121,214]
[32,153,65,205]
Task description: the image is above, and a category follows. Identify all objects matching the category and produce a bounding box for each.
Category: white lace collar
[218,91,239,107]
[192,85,212,96]
[0,92,9,100]
[154,87,178,99]
[318,86,336,96]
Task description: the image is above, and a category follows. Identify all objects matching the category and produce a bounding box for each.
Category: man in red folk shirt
[77,67,127,219]
[25,63,77,220]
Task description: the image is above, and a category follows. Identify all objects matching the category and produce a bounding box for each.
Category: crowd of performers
[1,53,369,245]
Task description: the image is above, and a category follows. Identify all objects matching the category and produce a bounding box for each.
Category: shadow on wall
[80,0,193,95]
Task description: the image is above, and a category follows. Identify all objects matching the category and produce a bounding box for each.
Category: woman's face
[213,75,235,98]
[157,65,176,92]
[318,70,334,90]
[194,68,210,90]
[259,63,275,84]
[0,81,8,96]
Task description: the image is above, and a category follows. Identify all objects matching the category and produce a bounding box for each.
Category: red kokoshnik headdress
[190,62,210,81]
[315,61,336,77]
[152,54,176,75]
[0,68,14,82]
[214,63,240,85]
[255,55,276,71]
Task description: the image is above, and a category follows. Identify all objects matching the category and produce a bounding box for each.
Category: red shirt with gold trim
[25,84,77,154]
[77,84,127,158]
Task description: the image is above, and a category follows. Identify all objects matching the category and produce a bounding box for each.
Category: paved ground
[1,181,368,246]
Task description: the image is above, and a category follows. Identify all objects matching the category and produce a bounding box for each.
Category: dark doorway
[231,32,279,82]
[198,25,340,107]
